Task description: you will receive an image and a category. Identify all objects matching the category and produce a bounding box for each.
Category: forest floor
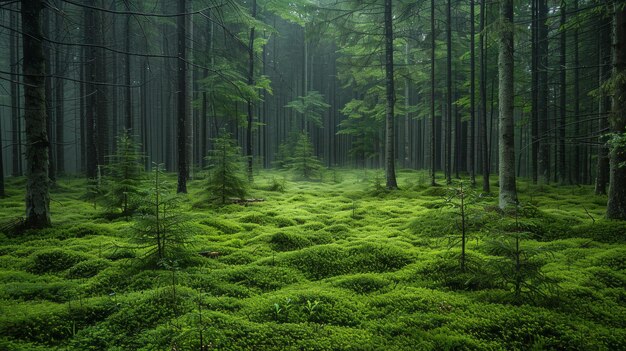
[0,169,625,350]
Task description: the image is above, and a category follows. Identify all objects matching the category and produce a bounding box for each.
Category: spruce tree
[205,132,247,204]
[286,132,323,180]
[104,131,144,217]
[134,163,191,266]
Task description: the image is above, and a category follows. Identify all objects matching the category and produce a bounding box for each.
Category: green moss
[28,249,90,274]
[269,231,312,251]
[67,259,111,279]
[199,218,243,234]
[332,273,391,294]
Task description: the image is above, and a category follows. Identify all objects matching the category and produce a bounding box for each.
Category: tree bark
[596,10,611,195]
[176,0,188,193]
[498,0,517,209]
[430,0,437,186]
[445,0,452,185]
[469,0,476,186]
[607,3,626,220]
[84,1,98,178]
[479,0,490,193]
[384,0,398,189]
[21,0,51,228]
[124,1,132,131]
[558,1,567,184]
[246,0,257,182]
[10,8,22,177]
[530,0,539,184]
[537,0,550,183]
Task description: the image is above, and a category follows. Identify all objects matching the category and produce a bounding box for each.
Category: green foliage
[205,132,248,204]
[285,90,330,128]
[485,232,557,303]
[133,164,193,266]
[66,259,111,279]
[103,131,144,217]
[28,249,90,274]
[269,231,312,251]
[284,132,323,180]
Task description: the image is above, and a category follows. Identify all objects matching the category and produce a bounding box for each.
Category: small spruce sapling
[133,163,192,267]
[285,132,323,180]
[444,181,479,271]
[486,206,557,303]
[205,132,248,204]
[104,131,145,217]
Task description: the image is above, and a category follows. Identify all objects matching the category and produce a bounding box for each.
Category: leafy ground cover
[0,169,624,350]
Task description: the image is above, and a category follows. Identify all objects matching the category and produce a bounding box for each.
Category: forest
[0,0,625,350]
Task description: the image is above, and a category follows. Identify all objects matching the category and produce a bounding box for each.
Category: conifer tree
[134,163,191,266]
[205,132,247,204]
[286,132,323,180]
[104,131,144,217]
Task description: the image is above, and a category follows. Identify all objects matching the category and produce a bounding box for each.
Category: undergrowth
[0,170,624,350]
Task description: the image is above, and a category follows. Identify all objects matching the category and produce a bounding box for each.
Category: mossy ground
[0,169,624,350]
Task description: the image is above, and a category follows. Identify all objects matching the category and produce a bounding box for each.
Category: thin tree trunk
[480,0,490,193]
[176,0,188,193]
[430,0,437,186]
[498,0,517,209]
[445,0,452,185]
[84,1,98,178]
[384,0,398,189]
[21,0,51,228]
[10,8,22,177]
[558,1,567,184]
[607,2,626,219]
[43,11,55,183]
[572,0,581,184]
[125,2,132,131]
[537,0,550,183]
[530,0,539,184]
[470,0,476,186]
[246,0,257,182]
[55,9,66,175]
[596,11,611,195]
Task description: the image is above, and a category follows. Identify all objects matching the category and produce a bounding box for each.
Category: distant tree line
[0,0,625,226]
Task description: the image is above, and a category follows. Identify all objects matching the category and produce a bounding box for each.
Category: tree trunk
[125,2,132,131]
[537,0,550,183]
[479,0,490,193]
[596,10,611,195]
[498,0,517,209]
[84,1,98,178]
[246,0,257,182]
[21,0,51,228]
[55,9,66,175]
[572,0,581,184]
[445,0,452,185]
[384,0,398,189]
[10,8,22,177]
[530,0,538,184]
[176,0,188,193]
[607,3,626,220]
[558,1,567,184]
[430,0,437,186]
[469,0,476,186]
[43,11,55,183]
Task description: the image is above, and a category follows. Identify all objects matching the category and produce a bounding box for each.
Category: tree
[21,0,51,228]
[134,164,191,265]
[205,132,247,205]
[104,132,144,217]
[246,0,258,183]
[445,0,453,185]
[607,3,626,220]
[285,91,330,129]
[430,0,437,187]
[479,0,490,193]
[177,0,189,194]
[286,132,323,180]
[498,0,517,210]
[383,0,398,190]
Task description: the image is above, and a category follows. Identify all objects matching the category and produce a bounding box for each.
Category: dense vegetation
[1,170,625,350]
